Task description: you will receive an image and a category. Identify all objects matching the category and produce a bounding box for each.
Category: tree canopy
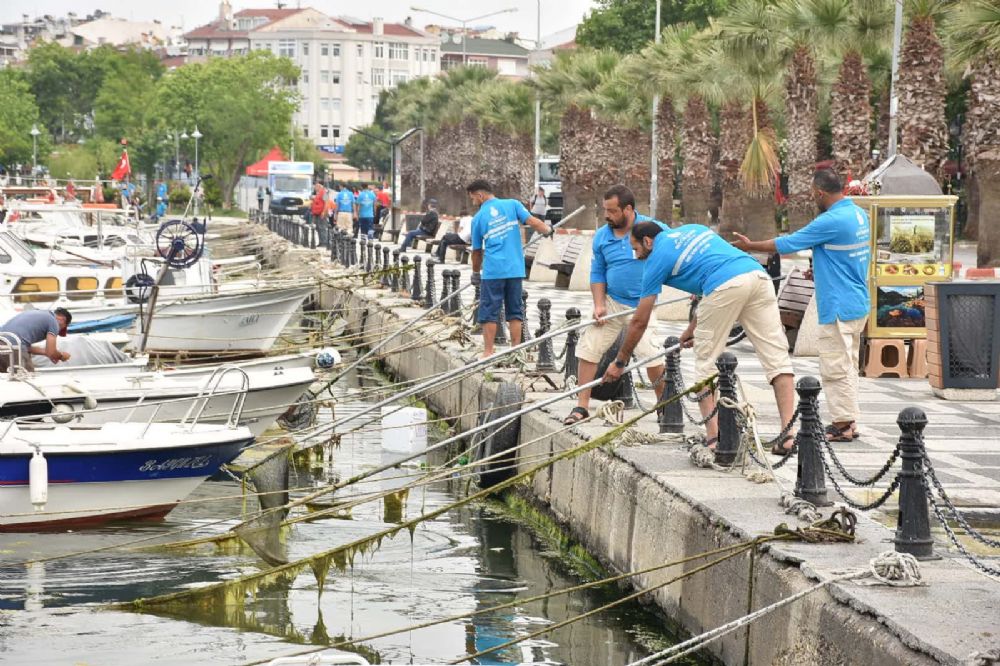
[576,0,731,53]
[0,70,48,166]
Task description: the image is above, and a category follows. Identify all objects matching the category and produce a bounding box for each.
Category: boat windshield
[0,231,37,266]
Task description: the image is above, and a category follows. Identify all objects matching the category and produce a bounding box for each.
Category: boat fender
[50,403,77,424]
[30,448,48,511]
[315,348,341,369]
[472,381,523,489]
[64,381,98,410]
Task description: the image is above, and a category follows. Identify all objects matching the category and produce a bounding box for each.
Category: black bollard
[400,255,411,295]
[424,259,436,308]
[793,376,831,506]
[411,255,423,302]
[521,289,531,341]
[364,238,373,274]
[495,299,508,345]
[450,271,462,313]
[381,246,392,288]
[714,352,740,466]
[893,407,934,558]
[471,276,482,334]
[658,336,684,434]
[330,228,338,264]
[563,307,581,381]
[391,250,401,292]
[440,269,453,314]
[535,298,556,372]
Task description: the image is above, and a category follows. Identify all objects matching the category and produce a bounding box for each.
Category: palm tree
[950,0,1000,265]
[896,0,951,179]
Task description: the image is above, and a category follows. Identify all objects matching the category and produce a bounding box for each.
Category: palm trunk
[831,51,873,181]
[785,45,818,232]
[898,15,949,179]
[655,96,676,223]
[559,105,600,229]
[680,95,714,226]
[969,59,1000,261]
[718,100,750,239]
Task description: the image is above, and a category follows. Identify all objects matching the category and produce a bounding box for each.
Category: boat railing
[0,333,28,375]
[180,365,251,430]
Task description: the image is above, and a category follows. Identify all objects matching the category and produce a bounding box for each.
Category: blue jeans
[400,229,430,251]
[359,217,375,238]
[478,278,524,324]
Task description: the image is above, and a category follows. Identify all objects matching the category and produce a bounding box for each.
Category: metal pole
[649,0,662,217]
[32,135,37,171]
[534,0,541,192]
[174,133,179,181]
[419,129,425,205]
[462,20,467,65]
[887,0,903,158]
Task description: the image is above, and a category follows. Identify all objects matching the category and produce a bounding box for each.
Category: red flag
[111,149,131,181]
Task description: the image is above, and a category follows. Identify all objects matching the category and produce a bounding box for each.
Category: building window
[388,42,408,60]
[390,70,408,85]
[332,98,341,112]
[320,98,330,110]
[332,127,341,140]
[371,68,385,86]
[356,99,363,116]
[320,70,330,83]
[303,127,309,137]
[468,56,488,68]
[321,43,329,56]
[356,71,363,84]
[302,42,309,56]
[303,71,309,83]
[374,42,384,58]
[423,48,429,62]
[321,125,329,138]
[430,50,436,62]
[332,73,340,84]
[356,43,364,57]
[332,43,341,56]
[278,39,295,58]
[497,58,516,76]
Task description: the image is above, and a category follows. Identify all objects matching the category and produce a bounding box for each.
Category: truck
[537,154,562,222]
[267,161,314,216]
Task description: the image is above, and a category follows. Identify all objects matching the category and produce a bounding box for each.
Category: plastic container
[380,406,427,453]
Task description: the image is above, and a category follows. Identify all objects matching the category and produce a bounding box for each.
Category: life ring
[125,273,156,304]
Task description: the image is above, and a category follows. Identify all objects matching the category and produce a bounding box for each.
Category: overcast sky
[3,0,593,42]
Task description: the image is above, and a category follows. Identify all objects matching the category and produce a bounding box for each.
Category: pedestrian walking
[356,183,378,239]
[468,179,553,359]
[602,221,797,451]
[257,185,265,212]
[529,186,547,218]
[563,185,667,425]
[334,183,355,233]
[435,210,473,262]
[732,168,870,443]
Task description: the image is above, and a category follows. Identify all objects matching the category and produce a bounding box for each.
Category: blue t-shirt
[591,214,670,307]
[335,189,355,213]
[640,224,764,299]
[357,190,376,218]
[774,198,871,325]
[0,310,59,348]
[471,197,531,280]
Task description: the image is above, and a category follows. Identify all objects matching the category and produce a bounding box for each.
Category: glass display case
[850,195,958,339]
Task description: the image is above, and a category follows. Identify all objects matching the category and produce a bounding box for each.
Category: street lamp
[167,130,182,180]
[410,6,517,66]
[30,124,40,175]
[191,126,202,181]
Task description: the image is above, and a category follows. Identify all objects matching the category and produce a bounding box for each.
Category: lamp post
[167,130,180,180]
[649,0,662,218]
[410,6,517,66]
[192,126,202,181]
[30,124,40,176]
[181,130,190,183]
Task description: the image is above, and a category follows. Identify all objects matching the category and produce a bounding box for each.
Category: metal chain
[923,454,1000,549]
[923,473,1000,577]
[819,448,901,511]
[823,441,901,487]
[756,406,801,449]
[745,435,796,470]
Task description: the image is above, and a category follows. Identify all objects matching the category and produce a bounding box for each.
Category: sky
[2,0,594,43]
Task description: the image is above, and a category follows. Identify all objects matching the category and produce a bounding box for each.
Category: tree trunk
[976,158,1000,266]
[718,100,750,239]
[655,96,676,223]
[680,95,715,227]
[965,173,980,242]
[831,51,872,181]
[897,15,948,180]
[785,45,818,232]
[558,106,600,229]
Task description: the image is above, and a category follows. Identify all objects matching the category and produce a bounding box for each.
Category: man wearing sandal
[731,168,870,443]
[562,185,667,426]
[603,221,797,454]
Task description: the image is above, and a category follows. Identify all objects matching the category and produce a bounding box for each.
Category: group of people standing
[300,182,392,239]
[466,168,871,452]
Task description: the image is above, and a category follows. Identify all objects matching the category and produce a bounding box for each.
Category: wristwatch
[613,359,626,369]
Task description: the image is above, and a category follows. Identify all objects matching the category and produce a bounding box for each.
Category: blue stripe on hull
[0,438,252,485]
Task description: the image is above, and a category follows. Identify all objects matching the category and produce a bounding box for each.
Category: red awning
[245,147,288,177]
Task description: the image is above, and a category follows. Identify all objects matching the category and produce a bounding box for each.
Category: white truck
[538,154,562,221]
[267,161,314,216]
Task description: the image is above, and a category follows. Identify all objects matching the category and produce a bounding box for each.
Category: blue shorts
[478,278,524,323]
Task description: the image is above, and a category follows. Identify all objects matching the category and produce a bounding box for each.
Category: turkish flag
[111,149,131,181]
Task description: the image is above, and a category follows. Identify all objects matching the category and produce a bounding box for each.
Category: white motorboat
[0,419,254,530]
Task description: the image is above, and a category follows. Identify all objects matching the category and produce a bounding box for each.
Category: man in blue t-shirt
[334,184,355,234]
[356,184,378,239]
[601,222,796,451]
[563,185,667,425]
[0,308,72,372]
[733,168,870,444]
[468,179,554,358]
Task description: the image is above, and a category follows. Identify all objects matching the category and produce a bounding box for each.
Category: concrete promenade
[258,224,1000,666]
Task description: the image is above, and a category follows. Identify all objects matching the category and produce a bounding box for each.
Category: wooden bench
[524,239,540,272]
[539,236,585,289]
[777,267,815,348]
[380,213,422,243]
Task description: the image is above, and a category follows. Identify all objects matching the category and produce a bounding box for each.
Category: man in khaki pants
[733,168,870,445]
[562,185,667,425]
[603,222,797,452]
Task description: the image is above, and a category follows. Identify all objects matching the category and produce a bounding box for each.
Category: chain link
[757,406,801,449]
[922,454,1000,549]
[823,441,901,487]
[923,473,1000,578]
[819,447,901,510]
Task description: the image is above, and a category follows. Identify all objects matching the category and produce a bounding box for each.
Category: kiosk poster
[875,284,926,328]
[887,214,937,262]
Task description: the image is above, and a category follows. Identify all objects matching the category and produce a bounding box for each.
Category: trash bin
[926,281,1000,389]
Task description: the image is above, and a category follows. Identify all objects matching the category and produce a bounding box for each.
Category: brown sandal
[562,406,589,425]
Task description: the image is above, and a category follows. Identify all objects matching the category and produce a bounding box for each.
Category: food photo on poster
[876,284,926,328]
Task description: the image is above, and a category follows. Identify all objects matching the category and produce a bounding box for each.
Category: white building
[186,3,440,152]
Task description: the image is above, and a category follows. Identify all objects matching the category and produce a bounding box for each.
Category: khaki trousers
[818,316,867,423]
[694,272,793,383]
[576,297,663,368]
[336,211,353,233]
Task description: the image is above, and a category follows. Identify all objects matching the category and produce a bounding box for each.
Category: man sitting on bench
[435,209,473,263]
[400,199,440,252]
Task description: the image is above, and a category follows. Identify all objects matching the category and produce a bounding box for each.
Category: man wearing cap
[400,199,441,252]
[0,308,72,372]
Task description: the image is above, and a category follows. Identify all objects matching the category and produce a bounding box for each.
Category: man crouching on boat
[0,308,72,372]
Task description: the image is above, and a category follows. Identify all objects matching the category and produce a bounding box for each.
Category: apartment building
[440,37,529,79]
